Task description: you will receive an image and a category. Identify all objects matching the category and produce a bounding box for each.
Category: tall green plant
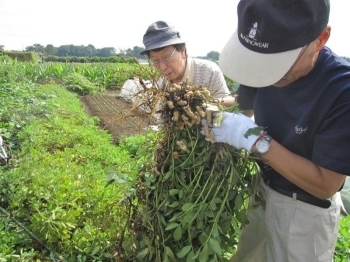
[0,83,146,260]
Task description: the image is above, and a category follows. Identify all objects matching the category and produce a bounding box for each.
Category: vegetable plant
[115,80,259,261]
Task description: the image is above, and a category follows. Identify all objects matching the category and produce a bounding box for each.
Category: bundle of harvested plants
[116,79,260,262]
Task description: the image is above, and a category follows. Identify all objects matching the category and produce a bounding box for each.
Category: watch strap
[252,133,272,157]
[251,131,267,150]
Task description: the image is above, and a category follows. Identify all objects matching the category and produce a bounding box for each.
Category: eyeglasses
[149,47,176,67]
[282,44,310,80]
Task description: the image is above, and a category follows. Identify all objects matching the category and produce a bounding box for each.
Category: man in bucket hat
[140,21,235,107]
[204,0,350,261]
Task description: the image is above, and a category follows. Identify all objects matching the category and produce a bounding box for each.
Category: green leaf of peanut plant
[173,226,182,241]
[165,246,176,260]
[209,237,222,256]
[176,245,192,259]
[244,126,265,138]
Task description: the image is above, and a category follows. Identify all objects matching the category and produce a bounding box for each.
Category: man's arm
[257,139,346,199]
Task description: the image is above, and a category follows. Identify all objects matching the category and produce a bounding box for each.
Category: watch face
[256,139,270,154]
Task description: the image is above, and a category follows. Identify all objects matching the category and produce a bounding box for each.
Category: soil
[79,90,151,144]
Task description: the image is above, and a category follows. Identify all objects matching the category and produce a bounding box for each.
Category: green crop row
[0,81,159,261]
[1,53,159,94]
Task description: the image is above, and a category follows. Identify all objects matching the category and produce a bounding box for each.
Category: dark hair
[145,43,187,58]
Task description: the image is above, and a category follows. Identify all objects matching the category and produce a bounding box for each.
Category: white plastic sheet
[120,78,153,112]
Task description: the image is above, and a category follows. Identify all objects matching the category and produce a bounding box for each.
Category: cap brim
[140,39,185,55]
[219,31,302,87]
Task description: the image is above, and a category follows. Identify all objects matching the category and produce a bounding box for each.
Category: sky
[0,0,349,58]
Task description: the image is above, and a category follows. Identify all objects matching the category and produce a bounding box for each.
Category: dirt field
[79,90,151,144]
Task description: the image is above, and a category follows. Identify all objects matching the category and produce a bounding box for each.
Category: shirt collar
[181,57,194,83]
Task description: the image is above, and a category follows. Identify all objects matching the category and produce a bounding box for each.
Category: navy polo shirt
[237,47,350,195]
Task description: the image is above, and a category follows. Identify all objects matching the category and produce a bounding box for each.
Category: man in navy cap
[206,0,350,261]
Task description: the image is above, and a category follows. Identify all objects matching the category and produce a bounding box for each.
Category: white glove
[202,112,260,152]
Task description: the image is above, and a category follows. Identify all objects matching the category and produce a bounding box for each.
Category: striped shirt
[158,57,231,100]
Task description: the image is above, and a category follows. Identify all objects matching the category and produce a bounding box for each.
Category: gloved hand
[202,112,260,152]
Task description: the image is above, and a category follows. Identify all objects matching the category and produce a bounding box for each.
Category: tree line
[23,44,141,59]
[23,44,221,61]
[1,43,350,63]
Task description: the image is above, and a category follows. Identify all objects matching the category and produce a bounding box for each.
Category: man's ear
[316,26,331,52]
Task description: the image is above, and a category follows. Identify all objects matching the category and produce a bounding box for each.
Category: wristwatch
[252,134,272,157]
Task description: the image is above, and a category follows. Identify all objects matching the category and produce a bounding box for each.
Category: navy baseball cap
[219,0,330,87]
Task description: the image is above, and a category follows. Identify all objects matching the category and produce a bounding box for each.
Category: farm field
[0,56,349,261]
[79,90,150,143]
